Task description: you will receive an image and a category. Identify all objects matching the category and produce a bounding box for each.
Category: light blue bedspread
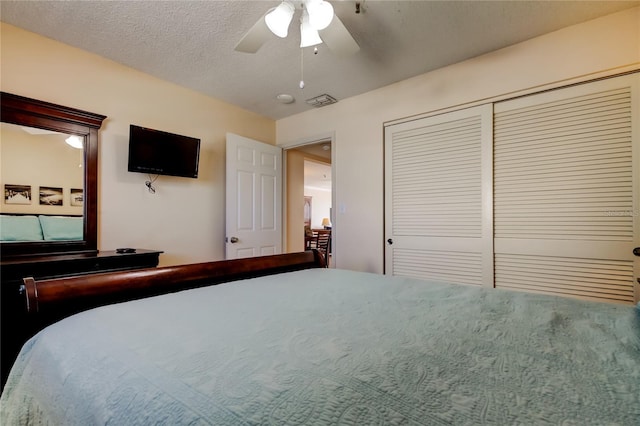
[1,269,639,425]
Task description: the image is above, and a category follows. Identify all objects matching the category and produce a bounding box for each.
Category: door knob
[633,247,640,257]
[230,237,239,243]
[387,238,393,245]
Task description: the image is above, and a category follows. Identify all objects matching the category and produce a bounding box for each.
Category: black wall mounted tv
[127,125,200,178]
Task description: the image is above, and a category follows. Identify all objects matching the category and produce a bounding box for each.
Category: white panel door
[494,74,639,304]
[384,105,494,286]
[226,133,282,259]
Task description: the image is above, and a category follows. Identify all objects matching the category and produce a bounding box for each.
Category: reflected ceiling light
[300,9,323,47]
[265,1,295,38]
[65,135,83,149]
[306,0,334,30]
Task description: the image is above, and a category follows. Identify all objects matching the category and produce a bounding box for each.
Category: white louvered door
[494,74,639,304]
[384,105,494,286]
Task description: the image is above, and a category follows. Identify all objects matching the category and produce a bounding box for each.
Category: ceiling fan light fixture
[300,9,323,47]
[306,0,334,30]
[265,1,295,38]
[65,135,83,149]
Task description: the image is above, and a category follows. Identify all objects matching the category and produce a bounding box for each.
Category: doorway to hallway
[284,140,334,266]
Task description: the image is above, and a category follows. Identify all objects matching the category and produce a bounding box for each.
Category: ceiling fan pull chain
[300,47,305,89]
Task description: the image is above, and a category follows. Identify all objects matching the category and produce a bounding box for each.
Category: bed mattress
[1,268,639,424]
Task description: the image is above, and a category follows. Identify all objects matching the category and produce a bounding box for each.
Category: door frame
[281,132,336,267]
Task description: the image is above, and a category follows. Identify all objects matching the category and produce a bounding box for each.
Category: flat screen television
[128,125,200,178]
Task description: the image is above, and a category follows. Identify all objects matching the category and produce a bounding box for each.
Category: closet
[384,73,639,304]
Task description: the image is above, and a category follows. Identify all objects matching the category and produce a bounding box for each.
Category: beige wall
[285,150,306,253]
[277,7,640,273]
[1,23,275,266]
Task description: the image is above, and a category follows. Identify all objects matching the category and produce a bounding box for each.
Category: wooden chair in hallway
[313,229,331,265]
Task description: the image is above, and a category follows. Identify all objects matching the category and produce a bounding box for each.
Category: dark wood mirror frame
[0,92,106,258]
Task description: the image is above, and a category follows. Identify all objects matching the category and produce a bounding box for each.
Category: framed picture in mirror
[70,188,83,207]
[4,184,31,205]
[39,186,63,206]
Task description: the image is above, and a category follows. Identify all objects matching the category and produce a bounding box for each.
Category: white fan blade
[318,14,359,56]
[235,15,271,53]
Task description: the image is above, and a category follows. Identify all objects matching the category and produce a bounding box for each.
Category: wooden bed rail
[22,250,326,317]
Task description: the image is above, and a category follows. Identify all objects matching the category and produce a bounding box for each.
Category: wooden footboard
[22,250,326,319]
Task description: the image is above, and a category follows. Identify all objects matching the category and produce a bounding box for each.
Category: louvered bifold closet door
[384,105,494,286]
[494,74,639,304]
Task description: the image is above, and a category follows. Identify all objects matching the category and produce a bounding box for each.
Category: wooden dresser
[1,249,163,390]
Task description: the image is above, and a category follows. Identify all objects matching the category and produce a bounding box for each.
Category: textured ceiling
[1,1,638,120]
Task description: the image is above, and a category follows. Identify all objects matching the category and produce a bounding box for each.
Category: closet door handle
[633,247,640,257]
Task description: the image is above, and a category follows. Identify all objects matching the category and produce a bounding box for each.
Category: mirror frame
[1,92,106,258]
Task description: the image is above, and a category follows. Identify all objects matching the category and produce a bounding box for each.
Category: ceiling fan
[235,0,360,56]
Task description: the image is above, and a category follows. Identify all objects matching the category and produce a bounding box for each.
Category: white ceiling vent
[305,94,337,107]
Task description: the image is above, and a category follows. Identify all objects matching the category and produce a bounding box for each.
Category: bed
[1,250,639,425]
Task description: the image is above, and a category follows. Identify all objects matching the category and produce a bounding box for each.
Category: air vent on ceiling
[306,94,337,107]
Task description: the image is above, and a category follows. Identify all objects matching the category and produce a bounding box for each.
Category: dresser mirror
[0,92,106,258]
